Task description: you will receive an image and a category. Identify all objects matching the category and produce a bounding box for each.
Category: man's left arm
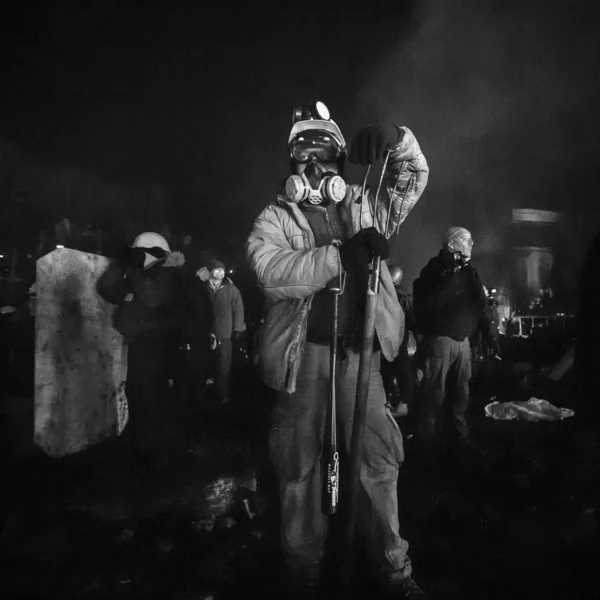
[231,286,245,339]
[350,126,429,237]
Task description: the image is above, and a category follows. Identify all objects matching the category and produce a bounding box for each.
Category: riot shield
[34,248,128,457]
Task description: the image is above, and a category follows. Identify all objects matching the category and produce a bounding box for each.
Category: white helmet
[131,232,170,252]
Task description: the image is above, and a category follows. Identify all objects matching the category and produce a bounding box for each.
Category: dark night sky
[1,0,600,287]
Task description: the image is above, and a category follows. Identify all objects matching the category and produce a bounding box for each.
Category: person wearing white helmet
[247,101,429,600]
[97,231,185,471]
[130,231,172,267]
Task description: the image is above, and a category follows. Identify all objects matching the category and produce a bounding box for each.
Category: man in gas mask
[413,227,497,464]
[247,102,429,599]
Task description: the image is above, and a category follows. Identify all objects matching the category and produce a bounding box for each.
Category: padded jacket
[204,278,245,339]
[246,126,429,393]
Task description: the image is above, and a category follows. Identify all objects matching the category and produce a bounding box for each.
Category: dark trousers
[418,335,472,446]
[381,343,414,408]
[271,343,411,577]
[122,336,175,519]
[124,337,172,454]
[175,341,208,412]
[215,338,232,401]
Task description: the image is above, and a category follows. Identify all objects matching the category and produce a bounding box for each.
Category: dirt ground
[1,351,598,600]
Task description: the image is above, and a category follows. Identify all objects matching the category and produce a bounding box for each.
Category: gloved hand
[115,245,145,270]
[231,330,243,343]
[349,123,404,165]
[487,339,500,357]
[115,245,132,269]
[129,247,146,269]
[338,227,389,272]
[144,246,168,261]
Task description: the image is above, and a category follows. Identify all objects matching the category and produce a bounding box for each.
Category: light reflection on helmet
[131,232,170,252]
[388,265,404,286]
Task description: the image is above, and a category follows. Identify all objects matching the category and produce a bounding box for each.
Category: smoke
[2,0,599,289]
[352,0,600,288]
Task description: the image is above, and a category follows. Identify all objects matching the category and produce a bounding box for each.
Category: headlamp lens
[314,101,330,120]
[290,132,341,163]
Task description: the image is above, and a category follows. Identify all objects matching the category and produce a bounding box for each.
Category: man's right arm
[97,264,127,305]
[246,206,341,301]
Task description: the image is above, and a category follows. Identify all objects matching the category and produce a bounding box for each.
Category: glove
[129,247,146,269]
[231,330,243,343]
[115,246,146,270]
[338,227,389,272]
[488,339,500,357]
[115,245,132,269]
[349,123,404,165]
[144,246,168,261]
[115,245,144,270]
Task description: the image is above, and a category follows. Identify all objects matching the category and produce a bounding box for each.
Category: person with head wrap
[197,258,245,405]
[413,226,497,462]
[246,102,429,599]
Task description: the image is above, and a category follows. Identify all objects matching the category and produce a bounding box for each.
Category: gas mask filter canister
[285,172,347,205]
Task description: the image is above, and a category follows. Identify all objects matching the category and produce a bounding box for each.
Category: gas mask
[285,163,347,205]
[210,268,225,282]
[448,234,473,263]
[286,101,347,205]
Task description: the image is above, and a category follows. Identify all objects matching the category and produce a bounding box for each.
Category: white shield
[34,248,128,457]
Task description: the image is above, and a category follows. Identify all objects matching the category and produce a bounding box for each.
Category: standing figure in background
[0,283,37,399]
[247,100,429,600]
[413,227,497,461]
[174,259,214,423]
[199,259,245,405]
[97,232,185,461]
[381,265,417,418]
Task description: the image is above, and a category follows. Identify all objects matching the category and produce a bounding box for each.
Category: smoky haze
[0,1,416,252]
[1,0,599,292]
[352,0,600,290]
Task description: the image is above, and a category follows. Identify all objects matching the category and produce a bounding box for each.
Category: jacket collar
[205,277,232,291]
[276,193,316,247]
[276,191,354,246]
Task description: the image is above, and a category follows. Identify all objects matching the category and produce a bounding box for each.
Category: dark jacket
[413,248,488,341]
[204,278,245,339]
[179,270,213,344]
[97,252,185,340]
[396,289,416,347]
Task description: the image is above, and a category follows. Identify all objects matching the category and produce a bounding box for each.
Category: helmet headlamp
[292,100,332,124]
[288,100,347,175]
[314,101,330,120]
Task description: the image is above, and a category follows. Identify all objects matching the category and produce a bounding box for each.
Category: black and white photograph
[1,1,599,598]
